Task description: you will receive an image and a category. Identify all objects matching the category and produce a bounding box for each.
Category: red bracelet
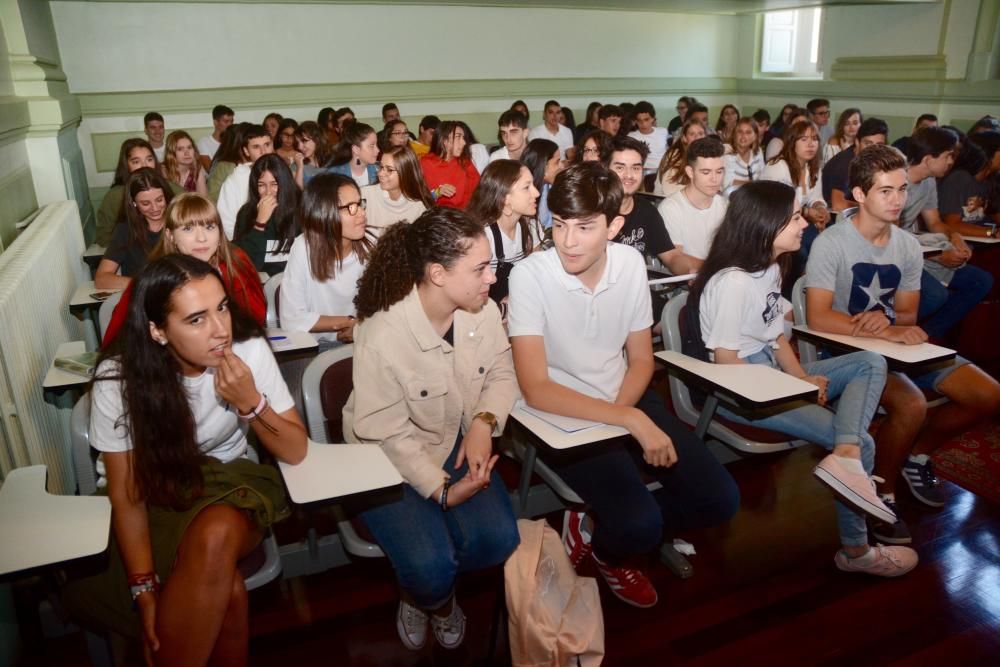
[237,394,268,421]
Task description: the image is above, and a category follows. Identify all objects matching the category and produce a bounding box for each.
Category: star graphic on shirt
[859,270,895,312]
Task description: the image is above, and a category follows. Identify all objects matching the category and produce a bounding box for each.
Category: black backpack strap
[488,223,505,262]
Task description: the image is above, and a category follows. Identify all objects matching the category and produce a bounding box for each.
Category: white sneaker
[396,600,428,650]
[430,600,466,650]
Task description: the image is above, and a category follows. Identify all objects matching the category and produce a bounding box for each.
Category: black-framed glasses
[338,199,367,215]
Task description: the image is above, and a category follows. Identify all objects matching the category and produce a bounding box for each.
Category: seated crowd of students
[73,96,1000,663]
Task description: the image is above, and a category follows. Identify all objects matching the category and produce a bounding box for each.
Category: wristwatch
[473,411,498,431]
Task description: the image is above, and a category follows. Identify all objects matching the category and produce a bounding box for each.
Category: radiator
[0,201,88,494]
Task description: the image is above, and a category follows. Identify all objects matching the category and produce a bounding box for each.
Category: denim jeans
[360,435,519,610]
[540,389,740,564]
[719,348,887,547]
[919,265,994,339]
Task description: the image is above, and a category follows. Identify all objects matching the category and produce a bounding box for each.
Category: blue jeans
[719,348,887,547]
[919,265,994,338]
[541,390,740,564]
[360,436,519,610]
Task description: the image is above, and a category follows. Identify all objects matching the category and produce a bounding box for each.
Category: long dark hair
[211,122,251,171]
[112,138,159,187]
[123,168,176,253]
[95,255,265,509]
[520,138,559,193]
[689,180,797,318]
[354,207,485,321]
[299,173,374,282]
[329,122,375,167]
[431,121,473,166]
[467,160,537,258]
[234,154,299,254]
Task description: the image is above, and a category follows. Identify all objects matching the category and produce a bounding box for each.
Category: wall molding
[829,55,948,82]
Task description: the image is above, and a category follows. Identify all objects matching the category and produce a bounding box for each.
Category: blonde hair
[162,130,203,186]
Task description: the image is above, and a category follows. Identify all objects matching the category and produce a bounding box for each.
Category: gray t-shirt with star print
[805,211,922,323]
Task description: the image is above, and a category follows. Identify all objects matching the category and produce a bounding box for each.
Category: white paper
[517,401,605,433]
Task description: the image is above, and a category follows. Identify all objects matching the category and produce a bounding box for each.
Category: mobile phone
[90,291,114,301]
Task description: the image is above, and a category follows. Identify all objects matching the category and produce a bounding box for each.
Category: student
[761,119,830,255]
[64,254,306,666]
[654,118,706,196]
[939,130,1000,234]
[667,96,698,134]
[233,154,299,276]
[294,120,333,185]
[657,137,727,270]
[467,159,542,307]
[671,103,710,145]
[823,117,888,211]
[807,98,834,145]
[528,100,575,160]
[197,104,235,170]
[361,145,433,237]
[508,162,739,608]
[274,118,304,182]
[144,112,167,162]
[217,125,273,239]
[693,179,914,576]
[751,108,771,143]
[317,106,339,146]
[822,108,862,166]
[263,113,283,142]
[627,101,670,179]
[96,139,182,247]
[899,127,992,339]
[891,114,938,155]
[411,115,439,158]
[279,174,371,350]
[103,193,266,345]
[162,130,208,196]
[521,138,564,230]
[806,144,1000,541]
[722,117,764,195]
[510,99,531,126]
[457,121,491,174]
[489,110,529,164]
[334,107,356,133]
[597,104,624,137]
[379,119,411,153]
[765,103,798,146]
[206,123,248,205]
[328,122,380,190]
[96,168,175,289]
[420,121,480,209]
[713,104,740,145]
[344,208,519,650]
[574,129,613,165]
[575,101,602,142]
[765,107,808,161]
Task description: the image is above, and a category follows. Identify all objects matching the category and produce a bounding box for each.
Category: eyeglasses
[375,163,397,174]
[390,131,409,137]
[337,199,367,215]
[582,147,600,156]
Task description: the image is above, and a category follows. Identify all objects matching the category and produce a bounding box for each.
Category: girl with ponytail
[344,207,519,651]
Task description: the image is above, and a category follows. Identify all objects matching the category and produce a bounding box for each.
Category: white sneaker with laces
[396,600,428,650]
[430,600,467,649]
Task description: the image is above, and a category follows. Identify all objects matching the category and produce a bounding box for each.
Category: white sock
[908,453,930,465]
[833,455,866,475]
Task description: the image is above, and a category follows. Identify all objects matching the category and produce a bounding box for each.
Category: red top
[102,247,267,348]
[420,153,480,210]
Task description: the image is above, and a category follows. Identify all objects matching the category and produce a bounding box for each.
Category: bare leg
[873,373,926,495]
[910,365,1000,457]
[154,504,261,666]
[207,574,249,667]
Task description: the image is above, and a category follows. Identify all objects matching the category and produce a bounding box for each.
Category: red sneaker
[593,555,659,608]
[561,510,592,570]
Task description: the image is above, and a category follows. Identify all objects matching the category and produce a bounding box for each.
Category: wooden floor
[21,443,999,666]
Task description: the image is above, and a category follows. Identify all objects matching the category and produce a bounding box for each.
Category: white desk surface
[961,234,1000,244]
[0,465,111,576]
[792,326,955,365]
[648,273,696,286]
[277,441,402,505]
[266,328,317,353]
[70,281,122,308]
[83,243,106,258]
[43,341,90,390]
[655,350,818,405]
[510,405,629,450]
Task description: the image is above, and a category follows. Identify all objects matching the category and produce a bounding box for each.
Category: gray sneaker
[396,600,428,651]
[902,456,946,507]
[430,600,466,650]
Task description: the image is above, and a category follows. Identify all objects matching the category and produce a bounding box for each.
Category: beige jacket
[343,287,518,498]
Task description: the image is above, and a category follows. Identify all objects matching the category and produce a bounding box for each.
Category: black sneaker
[869,498,912,544]
[902,457,946,507]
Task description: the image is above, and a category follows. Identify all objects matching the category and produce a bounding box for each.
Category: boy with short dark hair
[217,124,273,239]
[807,98,833,144]
[508,162,738,609]
[598,105,623,137]
[528,100,575,159]
[627,101,670,177]
[824,117,889,210]
[144,111,166,162]
[198,104,234,170]
[411,115,439,157]
[489,110,529,163]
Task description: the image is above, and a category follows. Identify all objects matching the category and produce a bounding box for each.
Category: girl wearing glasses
[381,119,411,152]
[279,173,373,349]
[361,145,434,238]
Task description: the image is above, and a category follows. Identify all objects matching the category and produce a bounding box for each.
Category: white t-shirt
[153,144,166,163]
[489,146,514,164]
[765,137,784,161]
[218,163,251,240]
[90,336,294,472]
[360,184,427,237]
[486,219,543,272]
[700,264,785,360]
[278,236,365,343]
[657,190,727,260]
[760,159,825,208]
[628,127,670,172]
[507,244,652,402]
[528,124,575,160]
[197,135,221,160]
[470,143,490,174]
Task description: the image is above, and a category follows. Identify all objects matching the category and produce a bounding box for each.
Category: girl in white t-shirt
[690,180,917,577]
[279,173,373,348]
[66,254,307,663]
[654,118,706,196]
[467,160,543,313]
[361,145,434,237]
